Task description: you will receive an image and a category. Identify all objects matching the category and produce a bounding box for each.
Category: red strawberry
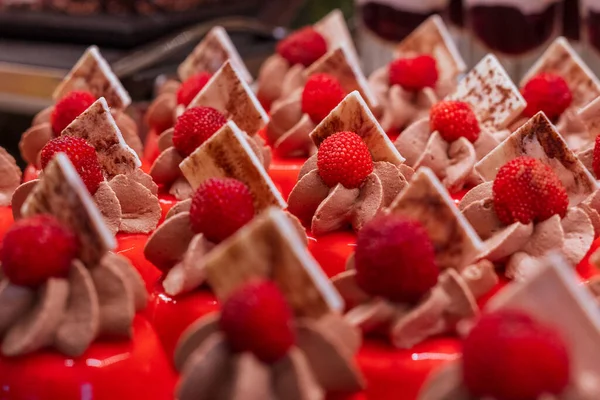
[50,91,96,136]
[220,280,295,363]
[430,100,480,143]
[276,26,328,67]
[317,131,374,188]
[463,310,570,400]
[388,55,439,91]
[301,73,346,123]
[493,156,568,225]
[1,214,80,287]
[172,106,227,157]
[354,215,439,303]
[592,135,600,179]
[176,72,212,107]
[40,136,104,194]
[521,73,572,120]
[189,177,255,243]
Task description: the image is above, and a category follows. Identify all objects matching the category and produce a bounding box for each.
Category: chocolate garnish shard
[62,97,140,178]
[188,60,267,136]
[388,167,483,270]
[578,96,600,138]
[55,260,100,357]
[476,112,598,205]
[178,26,252,84]
[306,45,378,110]
[0,280,35,336]
[180,121,286,211]
[521,37,600,109]
[313,9,359,67]
[395,14,466,83]
[487,252,600,390]
[447,54,526,130]
[174,312,221,371]
[272,347,325,400]
[0,147,22,206]
[310,91,405,165]
[2,278,69,357]
[22,154,116,266]
[205,207,343,318]
[53,46,131,109]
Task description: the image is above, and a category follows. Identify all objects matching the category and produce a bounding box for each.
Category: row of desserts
[0,8,599,400]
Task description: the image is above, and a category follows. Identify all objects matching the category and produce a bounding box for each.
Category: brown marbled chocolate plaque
[314,9,359,66]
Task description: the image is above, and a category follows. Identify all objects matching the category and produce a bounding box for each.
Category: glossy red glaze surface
[576,236,600,280]
[0,206,14,242]
[308,231,356,278]
[0,316,176,400]
[23,164,40,183]
[146,283,219,360]
[268,154,306,201]
[116,233,160,292]
[143,128,161,166]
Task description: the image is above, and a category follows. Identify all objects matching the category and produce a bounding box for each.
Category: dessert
[514,37,600,153]
[173,207,364,399]
[145,25,252,157]
[257,9,358,109]
[466,0,561,55]
[0,153,175,399]
[369,15,466,134]
[144,121,288,357]
[395,54,526,193]
[332,167,498,400]
[149,60,270,201]
[20,46,142,180]
[286,91,408,277]
[462,112,599,280]
[267,44,378,198]
[420,253,600,399]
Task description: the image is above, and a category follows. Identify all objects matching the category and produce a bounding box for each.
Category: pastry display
[369,15,466,134]
[0,154,175,399]
[19,46,142,180]
[396,54,526,194]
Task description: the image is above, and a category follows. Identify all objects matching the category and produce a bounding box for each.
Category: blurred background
[0,0,594,165]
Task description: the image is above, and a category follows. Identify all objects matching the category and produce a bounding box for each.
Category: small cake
[257,9,358,109]
[420,254,600,399]
[144,121,288,357]
[149,60,270,202]
[0,154,175,399]
[173,207,365,399]
[368,15,466,135]
[396,54,526,194]
[287,91,409,276]
[19,46,142,180]
[144,26,252,162]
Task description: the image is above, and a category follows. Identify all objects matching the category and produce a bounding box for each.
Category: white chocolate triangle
[178,26,252,84]
[180,121,286,211]
[53,46,131,110]
[22,154,115,266]
[476,112,598,205]
[578,96,600,138]
[447,54,526,130]
[388,167,482,270]
[188,60,268,136]
[521,37,600,109]
[204,207,343,318]
[309,91,405,165]
[314,9,359,68]
[62,97,140,178]
[395,14,466,83]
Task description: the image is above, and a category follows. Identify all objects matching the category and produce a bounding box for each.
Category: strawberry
[276,26,328,67]
[172,106,227,157]
[493,156,568,225]
[189,177,255,243]
[521,73,572,120]
[463,310,570,400]
[40,136,104,194]
[176,72,212,107]
[388,55,439,91]
[592,135,600,179]
[317,131,374,188]
[430,100,480,143]
[301,73,346,123]
[354,215,439,303]
[1,214,80,287]
[50,91,96,136]
[220,280,295,363]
